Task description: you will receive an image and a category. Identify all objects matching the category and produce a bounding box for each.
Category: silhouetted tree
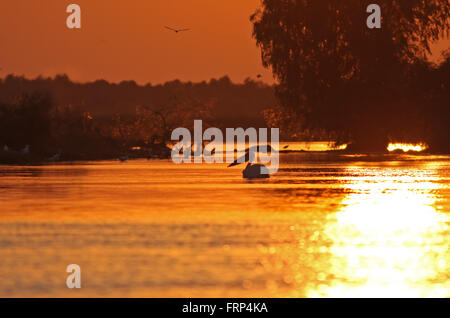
[0,92,53,153]
[252,0,450,151]
[420,52,450,152]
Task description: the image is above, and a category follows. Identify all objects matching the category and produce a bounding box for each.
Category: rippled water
[0,153,449,297]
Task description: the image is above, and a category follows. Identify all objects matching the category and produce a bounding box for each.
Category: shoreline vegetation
[0,71,448,166]
[0,75,265,165]
[0,145,439,166]
[0,144,173,165]
[0,74,276,166]
[251,1,450,154]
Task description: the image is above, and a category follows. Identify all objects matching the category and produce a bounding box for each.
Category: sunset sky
[0,0,448,85]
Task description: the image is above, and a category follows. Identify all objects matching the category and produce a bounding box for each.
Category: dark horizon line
[0,73,275,88]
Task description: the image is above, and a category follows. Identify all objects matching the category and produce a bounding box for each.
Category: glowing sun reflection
[387,143,428,152]
[308,170,449,297]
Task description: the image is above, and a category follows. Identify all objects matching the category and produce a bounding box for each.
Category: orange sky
[0,1,448,85]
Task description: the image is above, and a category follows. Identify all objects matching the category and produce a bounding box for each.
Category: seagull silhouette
[164,26,190,33]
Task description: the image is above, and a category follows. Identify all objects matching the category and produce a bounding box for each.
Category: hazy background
[0,0,447,85]
[0,0,273,84]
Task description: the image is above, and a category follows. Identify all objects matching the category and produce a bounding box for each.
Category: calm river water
[0,153,449,297]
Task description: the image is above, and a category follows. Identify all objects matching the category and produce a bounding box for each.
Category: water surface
[0,153,449,297]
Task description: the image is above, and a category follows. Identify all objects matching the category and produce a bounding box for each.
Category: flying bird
[164,26,190,33]
[256,74,262,79]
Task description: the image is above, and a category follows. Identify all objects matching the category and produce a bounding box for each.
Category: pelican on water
[48,151,61,162]
[227,145,274,179]
[242,162,270,179]
[22,145,30,154]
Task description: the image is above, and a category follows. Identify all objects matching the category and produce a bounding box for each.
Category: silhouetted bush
[0,92,53,154]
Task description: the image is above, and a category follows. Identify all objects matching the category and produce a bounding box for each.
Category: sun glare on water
[307,167,449,297]
[387,143,428,152]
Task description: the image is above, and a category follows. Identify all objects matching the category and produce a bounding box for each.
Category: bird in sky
[164,26,191,34]
[256,74,262,79]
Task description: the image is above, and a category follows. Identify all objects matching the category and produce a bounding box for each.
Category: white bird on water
[22,145,30,155]
[49,150,61,162]
[227,145,275,179]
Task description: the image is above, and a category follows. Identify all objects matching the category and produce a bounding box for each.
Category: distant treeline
[0,75,280,163]
[0,75,276,129]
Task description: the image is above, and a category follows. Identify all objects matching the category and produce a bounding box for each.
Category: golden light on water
[0,158,449,297]
[387,143,428,152]
[308,169,449,297]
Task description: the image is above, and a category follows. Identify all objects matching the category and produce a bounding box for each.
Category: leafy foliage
[252,0,450,150]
